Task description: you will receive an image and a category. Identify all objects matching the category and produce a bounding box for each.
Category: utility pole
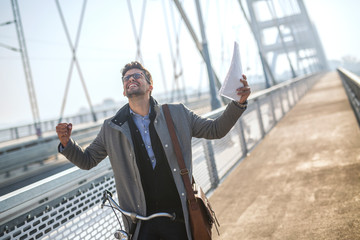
[11,0,42,137]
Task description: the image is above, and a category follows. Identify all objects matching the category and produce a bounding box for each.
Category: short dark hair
[121,61,152,86]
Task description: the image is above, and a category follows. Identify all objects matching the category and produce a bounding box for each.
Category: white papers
[219,41,244,101]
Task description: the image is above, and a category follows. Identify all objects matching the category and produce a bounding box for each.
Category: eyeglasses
[122,73,144,82]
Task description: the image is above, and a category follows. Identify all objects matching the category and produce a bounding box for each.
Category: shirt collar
[129,105,151,119]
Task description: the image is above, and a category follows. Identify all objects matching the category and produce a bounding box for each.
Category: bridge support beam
[11,0,42,137]
[172,0,225,109]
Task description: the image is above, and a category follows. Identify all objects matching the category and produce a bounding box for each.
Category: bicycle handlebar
[101,190,176,223]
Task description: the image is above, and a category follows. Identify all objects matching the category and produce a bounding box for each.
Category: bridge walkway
[211,71,360,240]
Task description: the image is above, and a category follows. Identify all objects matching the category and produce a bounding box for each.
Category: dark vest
[127,105,183,220]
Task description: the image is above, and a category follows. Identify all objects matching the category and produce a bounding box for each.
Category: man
[56,61,251,240]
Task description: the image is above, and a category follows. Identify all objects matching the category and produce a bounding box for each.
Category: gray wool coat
[61,98,246,239]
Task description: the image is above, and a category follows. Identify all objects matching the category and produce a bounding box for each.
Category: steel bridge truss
[244,0,328,82]
[55,0,97,123]
[10,0,42,137]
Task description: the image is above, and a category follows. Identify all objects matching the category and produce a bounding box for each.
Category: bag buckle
[180,168,189,175]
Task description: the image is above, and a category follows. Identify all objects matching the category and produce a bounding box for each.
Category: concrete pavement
[210,71,360,240]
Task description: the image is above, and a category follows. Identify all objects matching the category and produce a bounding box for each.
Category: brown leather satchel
[162,104,220,240]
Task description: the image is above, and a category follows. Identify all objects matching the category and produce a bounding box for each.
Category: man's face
[122,68,152,98]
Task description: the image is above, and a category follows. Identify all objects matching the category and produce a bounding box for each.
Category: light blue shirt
[130,107,156,169]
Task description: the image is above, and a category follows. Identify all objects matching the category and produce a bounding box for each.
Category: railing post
[202,140,219,190]
[13,127,20,140]
[255,99,266,138]
[290,84,296,105]
[285,86,291,108]
[294,82,301,101]
[28,125,32,136]
[279,90,285,117]
[269,93,277,126]
[9,128,14,140]
[237,118,248,157]
[291,83,297,102]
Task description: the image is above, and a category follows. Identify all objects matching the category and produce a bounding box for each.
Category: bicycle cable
[103,198,124,231]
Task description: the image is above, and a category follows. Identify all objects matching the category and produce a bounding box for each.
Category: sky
[0,0,359,128]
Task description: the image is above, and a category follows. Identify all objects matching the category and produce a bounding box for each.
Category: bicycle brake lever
[106,190,113,197]
[101,190,112,208]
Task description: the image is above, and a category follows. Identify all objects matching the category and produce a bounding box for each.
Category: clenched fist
[56,123,72,147]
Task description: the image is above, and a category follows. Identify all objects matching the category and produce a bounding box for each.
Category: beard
[124,87,146,98]
[126,91,143,98]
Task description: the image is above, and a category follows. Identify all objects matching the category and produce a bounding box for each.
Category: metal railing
[0,73,320,240]
[337,68,360,126]
[0,124,101,177]
[0,109,118,143]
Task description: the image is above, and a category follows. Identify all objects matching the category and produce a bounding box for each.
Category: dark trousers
[137,217,188,240]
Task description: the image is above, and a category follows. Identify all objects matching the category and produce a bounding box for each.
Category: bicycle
[101,190,176,240]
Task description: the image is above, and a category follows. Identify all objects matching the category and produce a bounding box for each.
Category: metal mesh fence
[1,174,119,240]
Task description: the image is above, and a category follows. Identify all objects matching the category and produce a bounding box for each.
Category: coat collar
[111,97,159,127]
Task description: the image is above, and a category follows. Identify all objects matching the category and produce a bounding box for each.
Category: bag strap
[162,104,197,205]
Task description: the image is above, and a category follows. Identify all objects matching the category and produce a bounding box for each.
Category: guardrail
[0,124,102,177]
[337,68,360,126]
[0,109,118,143]
[0,73,320,240]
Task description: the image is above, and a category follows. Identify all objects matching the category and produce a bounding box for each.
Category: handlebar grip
[171,212,176,221]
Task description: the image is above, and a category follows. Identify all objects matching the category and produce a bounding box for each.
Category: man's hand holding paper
[237,74,251,103]
[219,42,251,104]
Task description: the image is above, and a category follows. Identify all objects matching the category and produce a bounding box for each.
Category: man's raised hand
[56,123,72,147]
[236,74,251,103]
